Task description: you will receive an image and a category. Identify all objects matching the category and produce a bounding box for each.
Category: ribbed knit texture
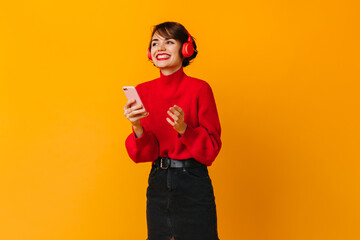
[125,67,221,166]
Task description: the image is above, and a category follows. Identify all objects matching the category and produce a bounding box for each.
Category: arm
[179,83,222,166]
[166,83,222,166]
[124,98,159,163]
[125,125,159,163]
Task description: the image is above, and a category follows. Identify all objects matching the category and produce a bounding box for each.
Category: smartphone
[122,86,146,110]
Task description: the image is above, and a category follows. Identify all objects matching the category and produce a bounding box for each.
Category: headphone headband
[186,30,193,43]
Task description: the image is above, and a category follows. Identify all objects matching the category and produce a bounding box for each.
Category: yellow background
[1,0,359,239]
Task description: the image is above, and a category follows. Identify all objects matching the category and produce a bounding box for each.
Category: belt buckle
[160,158,169,169]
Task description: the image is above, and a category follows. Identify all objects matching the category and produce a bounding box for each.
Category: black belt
[153,157,203,169]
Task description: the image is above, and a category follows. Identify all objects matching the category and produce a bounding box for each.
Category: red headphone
[147,31,194,60]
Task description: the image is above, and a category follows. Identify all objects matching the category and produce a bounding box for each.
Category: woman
[124,21,222,240]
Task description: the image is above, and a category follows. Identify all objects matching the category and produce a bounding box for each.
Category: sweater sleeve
[125,126,159,163]
[179,83,222,166]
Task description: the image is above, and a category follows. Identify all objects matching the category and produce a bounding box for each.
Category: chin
[154,60,182,70]
[156,63,172,69]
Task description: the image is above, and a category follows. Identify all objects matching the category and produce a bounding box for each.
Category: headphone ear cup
[182,42,194,58]
[147,48,152,60]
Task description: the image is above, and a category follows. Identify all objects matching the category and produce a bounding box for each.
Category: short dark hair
[148,22,198,67]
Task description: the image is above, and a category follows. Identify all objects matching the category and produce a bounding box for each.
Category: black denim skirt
[146,161,219,240]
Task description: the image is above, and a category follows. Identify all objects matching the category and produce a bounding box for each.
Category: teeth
[157,55,170,59]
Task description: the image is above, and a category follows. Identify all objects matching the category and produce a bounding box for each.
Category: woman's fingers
[131,113,148,122]
[126,108,148,119]
[173,105,184,115]
[124,99,145,113]
[126,103,143,113]
[124,99,136,110]
[166,105,187,135]
[125,104,144,114]
[126,112,148,125]
[129,109,148,118]
[123,100,147,134]
[168,105,184,121]
[167,109,179,121]
[124,99,145,115]
[166,117,175,126]
[124,100,149,124]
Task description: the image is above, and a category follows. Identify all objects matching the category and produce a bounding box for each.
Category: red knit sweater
[125,67,221,166]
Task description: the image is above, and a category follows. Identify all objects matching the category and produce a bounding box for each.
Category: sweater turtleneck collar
[159,67,185,86]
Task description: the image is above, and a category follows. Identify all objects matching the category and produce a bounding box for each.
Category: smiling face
[150,31,183,75]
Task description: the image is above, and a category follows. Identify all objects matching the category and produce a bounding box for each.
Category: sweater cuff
[132,126,149,144]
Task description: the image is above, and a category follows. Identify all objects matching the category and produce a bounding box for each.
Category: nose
[158,41,166,51]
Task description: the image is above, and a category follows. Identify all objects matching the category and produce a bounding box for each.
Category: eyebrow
[151,38,173,42]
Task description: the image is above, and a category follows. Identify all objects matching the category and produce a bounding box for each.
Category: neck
[160,65,183,76]
[159,66,185,86]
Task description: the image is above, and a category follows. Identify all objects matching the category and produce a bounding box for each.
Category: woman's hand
[166,105,187,136]
[124,99,149,137]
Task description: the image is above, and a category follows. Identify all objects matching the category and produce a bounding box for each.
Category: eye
[152,42,158,47]
[167,41,174,44]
